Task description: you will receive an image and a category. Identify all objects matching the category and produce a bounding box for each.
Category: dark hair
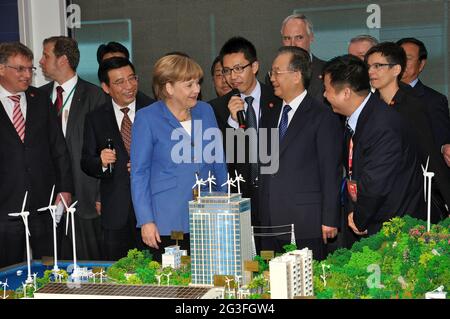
[96,42,130,64]
[43,36,80,71]
[365,42,406,81]
[396,37,428,61]
[98,57,135,85]
[219,36,257,64]
[0,42,33,64]
[276,46,311,89]
[323,54,371,93]
[210,56,222,76]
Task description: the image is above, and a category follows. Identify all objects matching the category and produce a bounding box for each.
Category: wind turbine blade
[69,200,78,210]
[23,217,31,237]
[8,213,20,217]
[60,194,69,210]
[21,191,28,213]
[66,211,69,235]
[37,207,48,212]
[49,185,55,206]
[425,156,430,172]
[235,170,238,177]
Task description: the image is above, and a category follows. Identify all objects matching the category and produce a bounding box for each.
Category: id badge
[346,179,358,202]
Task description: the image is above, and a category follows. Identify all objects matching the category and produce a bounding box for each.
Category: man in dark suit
[0,42,73,267]
[323,54,423,239]
[397,37,450,167]
[265,14,326,102]
[366,42,450,222]
[259,47,342,260]
[39,36,106,260]
[96,41,153,103]
[209,37,282,227]
[81,58,154,260]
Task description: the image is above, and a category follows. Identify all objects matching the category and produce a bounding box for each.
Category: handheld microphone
[106,138,114,174]
[231,89,246,129]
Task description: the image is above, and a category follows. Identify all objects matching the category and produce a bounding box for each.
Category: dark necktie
[279,105,292,142]
[244,96,258,184]
[120,107,132,156]
[8,95,25,142]
[54,86,64,114]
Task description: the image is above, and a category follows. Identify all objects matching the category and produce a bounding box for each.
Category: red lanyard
[348,138,354,179]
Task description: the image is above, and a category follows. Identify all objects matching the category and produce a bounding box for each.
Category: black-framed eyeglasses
[222,62,253,76]
[6,65,36,74]
[268,69,296,78]
[111,75,138,87]
[367,63,396,71]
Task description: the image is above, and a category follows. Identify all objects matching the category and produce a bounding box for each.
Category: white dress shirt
[227,81,262,129]
[112,99,137,128]
[51,74,78,136]
[0,84,27,122]
[277,90,307,128]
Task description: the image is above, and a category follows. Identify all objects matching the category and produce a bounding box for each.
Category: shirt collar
[54,74,78,93]
[409,78,419,88]
[112,98,136,113]
[241,81,261,102]
[0,84,26,99]
[282,89,307,112]
[347,93,371,133]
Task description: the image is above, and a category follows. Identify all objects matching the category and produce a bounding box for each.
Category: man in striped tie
[258,46,343,260]
[81,57,154,260]
[0,42,73,268]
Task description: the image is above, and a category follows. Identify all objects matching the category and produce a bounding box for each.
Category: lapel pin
[269,102,274,108]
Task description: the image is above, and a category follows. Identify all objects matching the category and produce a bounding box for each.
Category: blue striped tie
[279,105,292,142]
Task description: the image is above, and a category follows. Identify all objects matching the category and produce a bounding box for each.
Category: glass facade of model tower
[189,193,252,286]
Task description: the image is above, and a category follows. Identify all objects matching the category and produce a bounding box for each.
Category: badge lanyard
[51,86,76,116]
[348,138,354,180]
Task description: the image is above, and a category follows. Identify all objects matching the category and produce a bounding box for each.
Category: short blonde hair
[152,54,203,100]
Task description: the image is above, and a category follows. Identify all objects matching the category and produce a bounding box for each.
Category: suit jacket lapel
[352,95,376,148]
[279,94,313,155]
[23,90,40,145]
[0,100,22,142]
[104,101,128,157]
[66,79,85,139]
[414,80,426,97]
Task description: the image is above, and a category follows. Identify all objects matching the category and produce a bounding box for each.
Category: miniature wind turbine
[192,173,207,198]
[221,173,236,198]
[155,274,162,286]
[32,273,38,291]
[320,264,331,287]
[8,192,33,285]
[37,185,59,272]
[290,224,296,245]
[421,156,434,232]
[233,170,246,194]
[0,279,9,299]
[165,272,172,286]
[60,195,79,276]
[206,171,216,193]
[98,269,107,283]
[224,276,233,291]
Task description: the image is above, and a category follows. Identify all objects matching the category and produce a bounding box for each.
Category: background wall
[0,0,20,42]
[72,0,449,101]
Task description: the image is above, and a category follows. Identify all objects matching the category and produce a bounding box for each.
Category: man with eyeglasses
[323,54,423,246]
[258,46,342,260]
[211,55,231,98]
[0,42,73,268]
[209,36,282,230]
[366,42,450,222]
[39,36,107,261]
[81,57,153,260]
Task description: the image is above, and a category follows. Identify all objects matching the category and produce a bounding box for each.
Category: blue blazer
[131,100,228,235]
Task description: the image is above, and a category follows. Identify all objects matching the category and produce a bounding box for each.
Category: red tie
[8,95,25,142]
[54,86,64,115]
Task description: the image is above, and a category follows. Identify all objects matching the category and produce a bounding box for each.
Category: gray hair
[349,35,379,46]
[281,14,314,36]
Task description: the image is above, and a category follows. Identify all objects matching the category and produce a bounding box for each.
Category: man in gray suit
[39,36,106,260]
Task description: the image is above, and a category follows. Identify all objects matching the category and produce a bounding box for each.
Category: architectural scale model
[162,246,187,269]
[269,248,314,299]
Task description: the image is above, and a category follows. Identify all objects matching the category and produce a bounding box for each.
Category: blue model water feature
[0,261,112,290]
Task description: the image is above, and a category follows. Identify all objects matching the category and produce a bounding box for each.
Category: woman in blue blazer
[131,54,227,260]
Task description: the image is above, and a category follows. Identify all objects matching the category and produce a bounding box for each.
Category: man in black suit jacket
[209,37,282,227]
[366,42,450,222]
[397,37,450,167]
[323,55,423,239]
[0,42,73,267]
[81,58,154,260]
[258,47,342,260]
[39,36,106,260]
